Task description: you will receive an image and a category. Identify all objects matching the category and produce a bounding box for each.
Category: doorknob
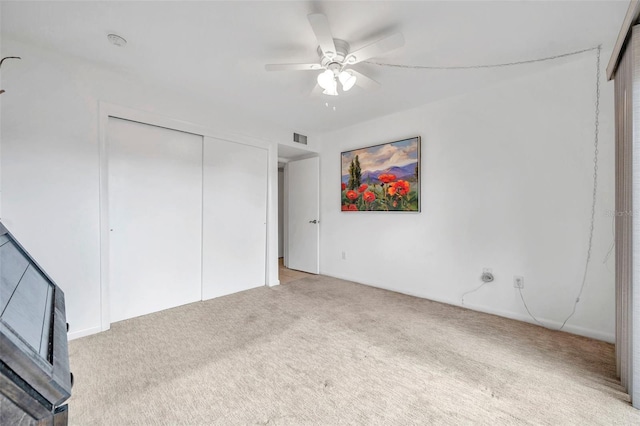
[309,220,318,224]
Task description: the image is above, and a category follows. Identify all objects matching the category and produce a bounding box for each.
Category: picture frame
[341,136,421,212]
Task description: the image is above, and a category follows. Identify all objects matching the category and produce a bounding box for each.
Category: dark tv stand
[0,222,72,425]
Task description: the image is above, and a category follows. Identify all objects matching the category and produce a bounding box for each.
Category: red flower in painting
[348,204,358,211]
[363,191,375,203]
[341,204,349,211]
[378,173,397,184]
[341,182,346,190]
[388,180,410,196]
[396,180,410,195]
[346,190,359,200]
[358,184,368,193]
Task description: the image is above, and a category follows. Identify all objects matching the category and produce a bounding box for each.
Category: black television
[0,221,72,424]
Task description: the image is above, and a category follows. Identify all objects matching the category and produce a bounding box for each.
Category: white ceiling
[0,1,629,134]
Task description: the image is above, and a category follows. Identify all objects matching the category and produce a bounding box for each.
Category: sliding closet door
[202,137,268,300]
[614,25,640,408]
[108,118,203,322]
[615,33,633,397]
[630,26,640,409]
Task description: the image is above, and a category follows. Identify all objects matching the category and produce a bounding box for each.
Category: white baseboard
[68,326,102,341]
[268,279,280,287]
[461,301,614,343]
[320,271,614,343]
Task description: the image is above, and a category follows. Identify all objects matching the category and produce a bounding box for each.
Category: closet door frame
[97,102,278,332]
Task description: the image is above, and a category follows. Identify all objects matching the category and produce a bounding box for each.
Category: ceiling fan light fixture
[322,78,338,96]
[317,69,335,90]
[339,71,357,91]
[265,13,402,97]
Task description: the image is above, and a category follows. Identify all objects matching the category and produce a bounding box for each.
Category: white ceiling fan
[265,13,404,96]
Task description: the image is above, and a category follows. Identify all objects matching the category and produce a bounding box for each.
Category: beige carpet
[68,275,639,425]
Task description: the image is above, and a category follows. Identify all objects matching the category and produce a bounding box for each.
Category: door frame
[97,102,279,332]
[279,158,290,268]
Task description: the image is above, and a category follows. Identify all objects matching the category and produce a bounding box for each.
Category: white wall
[0,38,302,339]
[0,5,5,217]
[318,51,616,342]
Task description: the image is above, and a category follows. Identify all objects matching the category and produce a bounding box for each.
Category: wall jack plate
[514,276,524,289]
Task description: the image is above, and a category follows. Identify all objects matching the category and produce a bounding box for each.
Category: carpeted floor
[68,275,639,425]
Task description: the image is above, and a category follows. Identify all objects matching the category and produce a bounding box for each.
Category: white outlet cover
[514,276,524,288]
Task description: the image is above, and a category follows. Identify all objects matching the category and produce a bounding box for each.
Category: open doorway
[277,142,319,284]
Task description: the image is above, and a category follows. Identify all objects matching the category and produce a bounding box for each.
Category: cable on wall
[365,46,599,70]
[461,282,488,306]
[462,271,494,305]
[519,45,601,331]
[603,216,615,266]
[446,45,602,330]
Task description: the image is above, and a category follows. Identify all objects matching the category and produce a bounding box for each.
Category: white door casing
[107,117,203,323]
[287,156,320,274]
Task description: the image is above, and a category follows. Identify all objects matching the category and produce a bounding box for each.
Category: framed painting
[341,136,420,212]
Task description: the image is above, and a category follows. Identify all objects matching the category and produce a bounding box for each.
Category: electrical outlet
[341,251,346,260]
[514,276,524,289]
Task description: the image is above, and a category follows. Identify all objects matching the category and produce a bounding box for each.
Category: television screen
[0,234,54,363]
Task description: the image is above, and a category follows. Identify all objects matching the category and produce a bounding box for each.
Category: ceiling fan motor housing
[319,39,351,70]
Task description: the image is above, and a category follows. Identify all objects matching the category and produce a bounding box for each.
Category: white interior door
[108,117,203,323]
[202,137,268,300]
[287,156,319,274]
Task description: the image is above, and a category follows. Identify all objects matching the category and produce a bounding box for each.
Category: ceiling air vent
[293,133,308,145]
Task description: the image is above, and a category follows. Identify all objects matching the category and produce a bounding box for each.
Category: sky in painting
[341,138,419,173]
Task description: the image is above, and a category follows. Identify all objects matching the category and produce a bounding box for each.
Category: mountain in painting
[342,162,418,184]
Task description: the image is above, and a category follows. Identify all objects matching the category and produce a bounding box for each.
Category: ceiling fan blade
[350,70,380,90]
[265,63,323,71]
[346,33,404,64]
[308,13,337,59]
